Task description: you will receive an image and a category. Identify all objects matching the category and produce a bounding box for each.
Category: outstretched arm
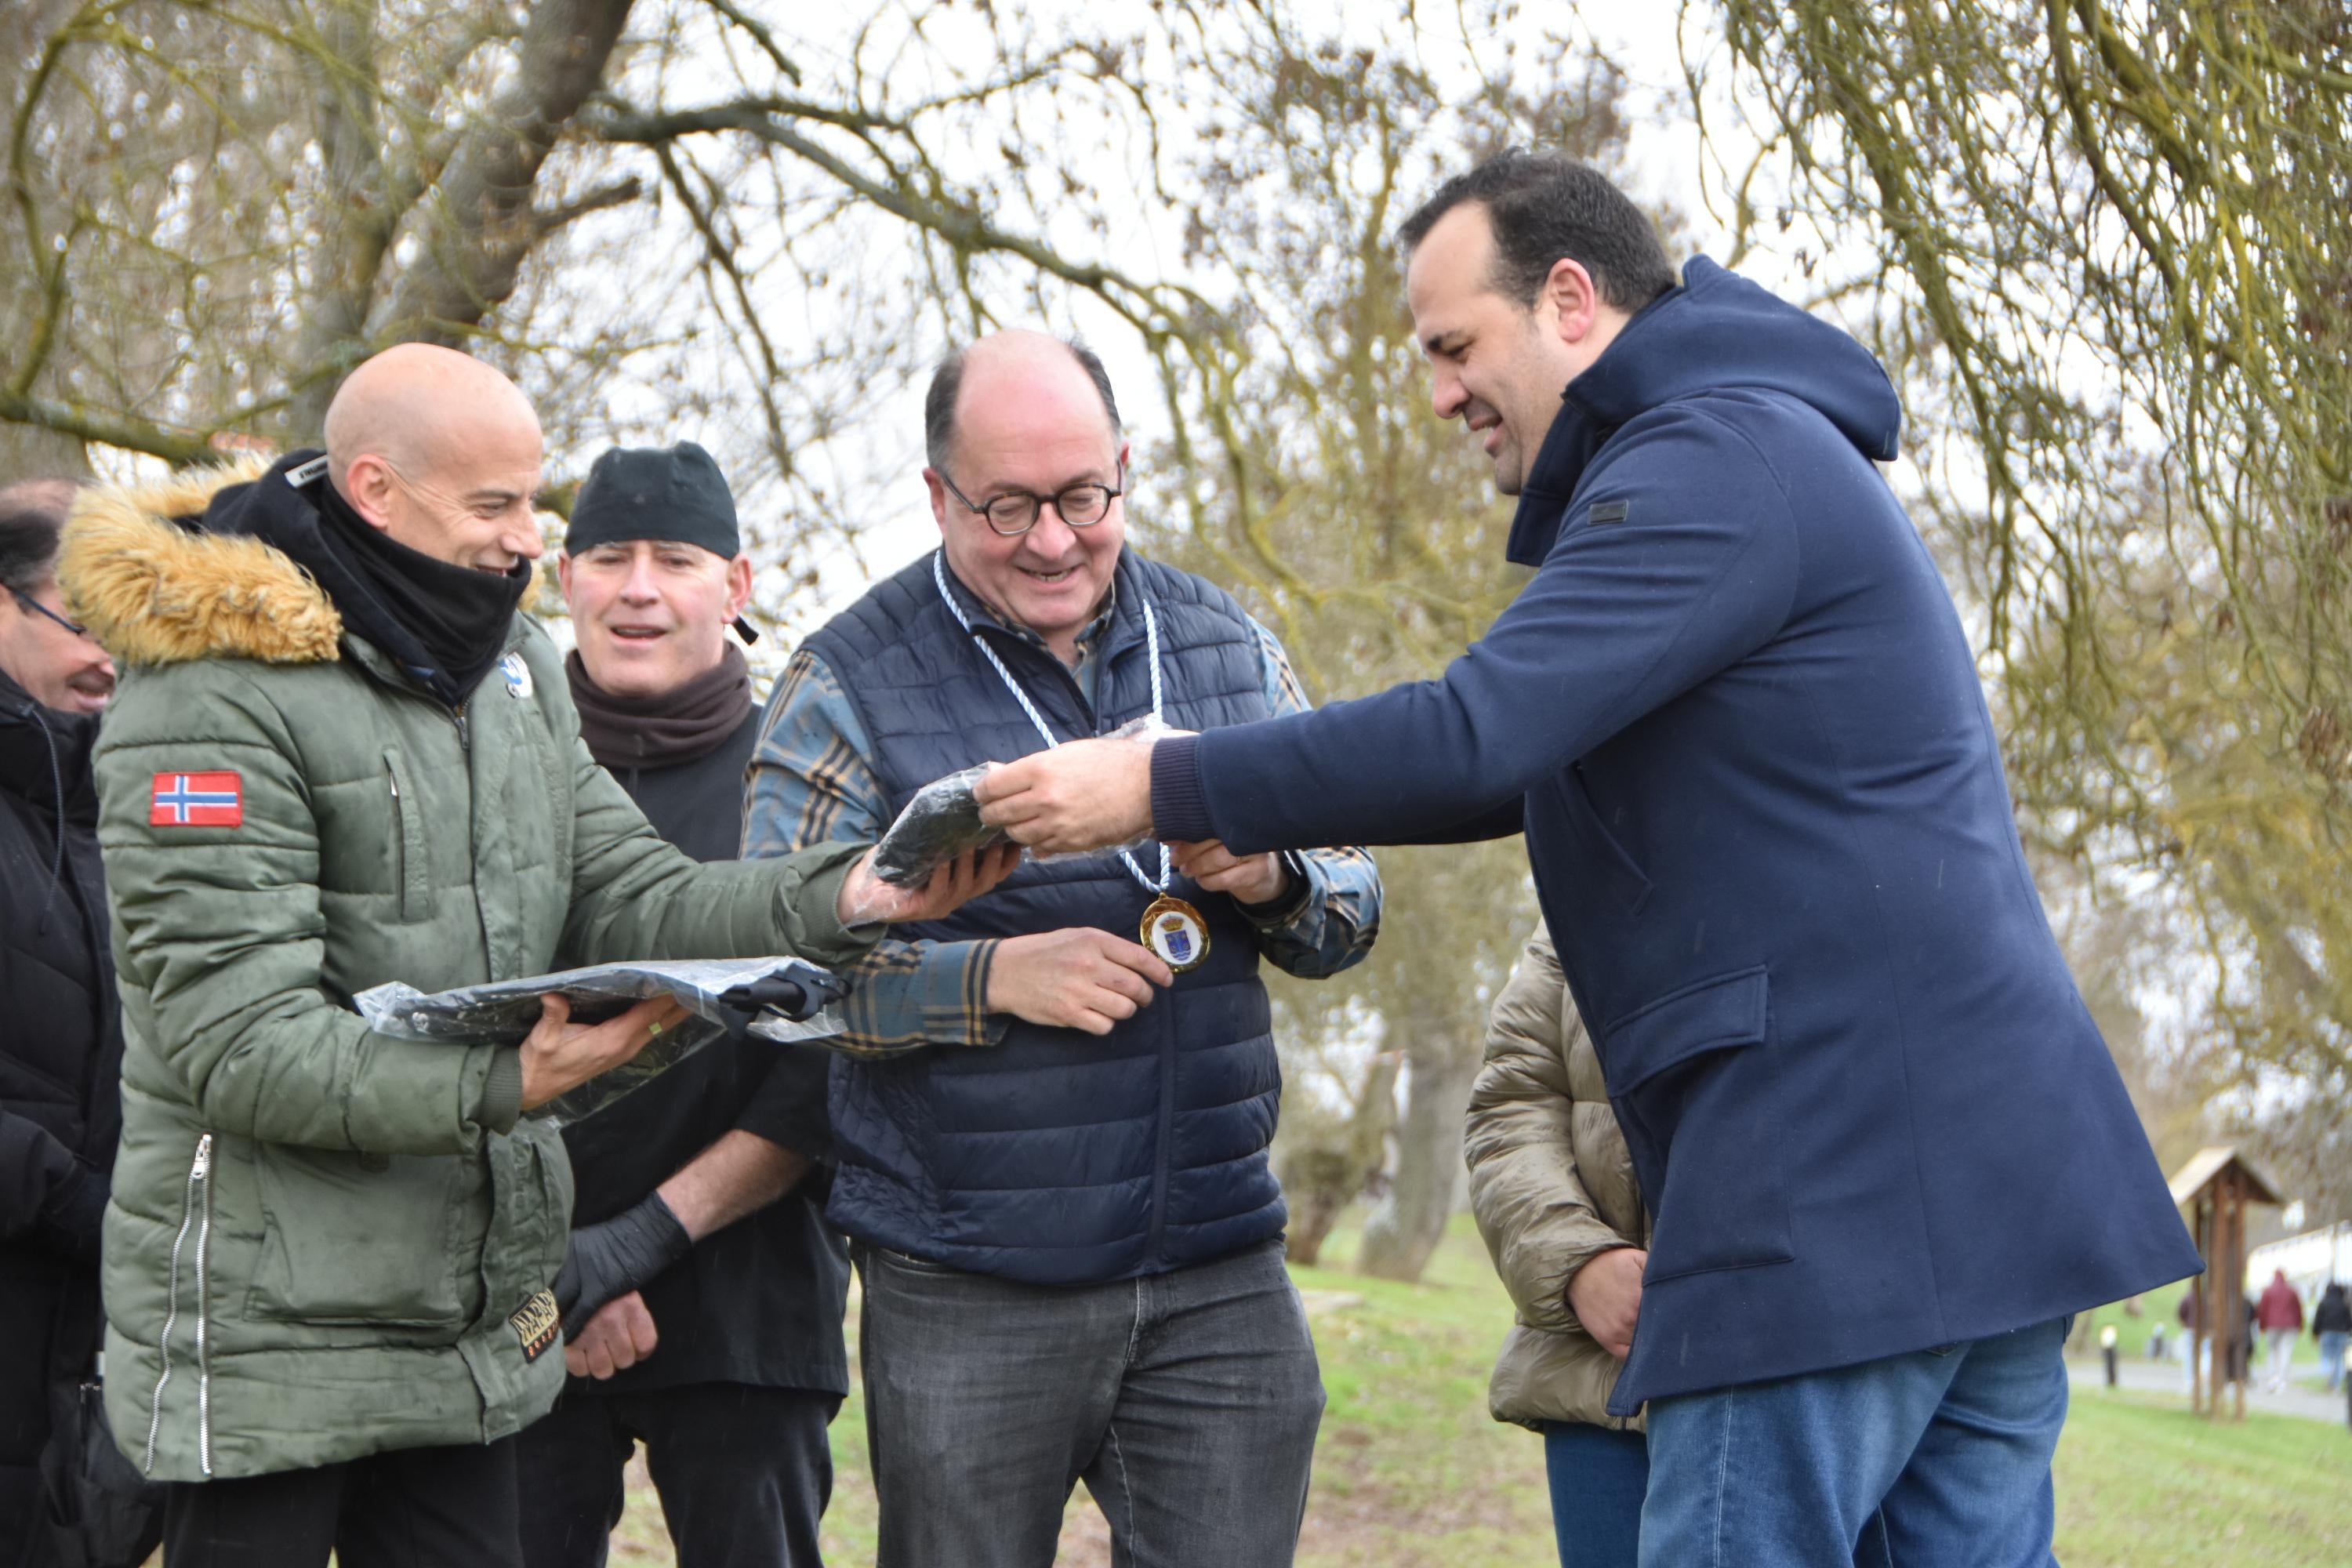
[979,414,1795,855]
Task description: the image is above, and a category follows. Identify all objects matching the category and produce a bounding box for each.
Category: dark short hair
[0,479,79,595]
[924,337,1123,473]
[1398,151,1676,312]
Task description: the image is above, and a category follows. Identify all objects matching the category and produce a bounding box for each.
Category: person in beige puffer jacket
[1465,920,1651,1567]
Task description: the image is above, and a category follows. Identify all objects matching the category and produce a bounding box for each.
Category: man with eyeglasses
[743,328,1384,1567]
[3,478,159,1568]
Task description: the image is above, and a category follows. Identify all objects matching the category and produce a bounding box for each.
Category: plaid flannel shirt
[741,582,1381,1057]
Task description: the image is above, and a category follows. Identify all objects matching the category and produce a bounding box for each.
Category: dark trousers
[1543,1422,1648,1568]
[161,1437,520,1568]
[514,1382,838,1568]
[857,1237,1324,1568]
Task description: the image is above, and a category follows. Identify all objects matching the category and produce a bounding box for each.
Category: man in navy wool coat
[977,152,2199,1566]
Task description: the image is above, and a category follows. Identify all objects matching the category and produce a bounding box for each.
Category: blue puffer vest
[809,550,1286,1284]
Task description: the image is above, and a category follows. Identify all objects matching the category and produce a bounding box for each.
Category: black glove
[552,1192,693,1337]
[43,1163,111,1266]
[720,969,849,1022]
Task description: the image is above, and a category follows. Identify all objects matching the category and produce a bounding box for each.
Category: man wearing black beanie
[516,441,846,1568]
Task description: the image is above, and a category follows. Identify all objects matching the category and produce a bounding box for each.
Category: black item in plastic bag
[352,957,848,1123]
[871,767,1009,887]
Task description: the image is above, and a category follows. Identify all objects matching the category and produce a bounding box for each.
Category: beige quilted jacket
[1465,922,1651,1432]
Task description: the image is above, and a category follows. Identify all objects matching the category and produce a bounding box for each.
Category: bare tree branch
[372,0,639,344]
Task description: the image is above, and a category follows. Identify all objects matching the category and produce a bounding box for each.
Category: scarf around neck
[565,641,753,771]
[309,479,532,704]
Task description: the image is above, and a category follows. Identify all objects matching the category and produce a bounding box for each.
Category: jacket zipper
[388,766,406,907]
[450,702,470,753]
[193,1132,216,1476]
[144,1131,214,1475]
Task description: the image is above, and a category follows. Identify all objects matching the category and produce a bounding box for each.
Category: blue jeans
[1640,1319,2070,1567]
[1544,1421,1648,1567]
[2321,1330,2347,1392]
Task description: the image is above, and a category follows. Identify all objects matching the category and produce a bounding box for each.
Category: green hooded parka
[59,460,873,1483]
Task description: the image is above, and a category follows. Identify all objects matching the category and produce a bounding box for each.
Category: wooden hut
[2167,1145,2286,1421]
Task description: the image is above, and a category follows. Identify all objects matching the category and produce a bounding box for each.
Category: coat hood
[58,453,343,666]
[1506,256,1904,565]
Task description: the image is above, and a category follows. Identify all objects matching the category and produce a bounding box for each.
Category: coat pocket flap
[1602,967,1769,1092]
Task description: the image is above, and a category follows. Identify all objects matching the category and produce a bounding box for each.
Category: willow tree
[0,0,1219,594]
[1693,3,2352,1092]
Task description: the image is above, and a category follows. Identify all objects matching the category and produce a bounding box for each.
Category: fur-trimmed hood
[58,456,344,666]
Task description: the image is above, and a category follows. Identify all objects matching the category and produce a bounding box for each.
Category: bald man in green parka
[60,346,1002,1568]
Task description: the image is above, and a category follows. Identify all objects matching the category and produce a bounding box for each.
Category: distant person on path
[972,151,2204,1566]
[1465,921,1650,1568]
[513,443,849,1568]
[2313,1281,2350,1395]
[2257,1269,2305,1392]
[2177,1289,2207,1392]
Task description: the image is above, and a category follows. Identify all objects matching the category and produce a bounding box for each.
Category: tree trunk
[1356,1030,1478,1282]
[1278,1051,1399,1266]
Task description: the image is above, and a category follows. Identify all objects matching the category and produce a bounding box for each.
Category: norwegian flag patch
[150,771,244,828]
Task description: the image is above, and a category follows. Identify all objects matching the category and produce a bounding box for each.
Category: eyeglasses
[937,464,1125,537]
[10,588,89,639]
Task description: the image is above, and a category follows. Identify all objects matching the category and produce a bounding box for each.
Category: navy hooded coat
[1151,257,2199,1412]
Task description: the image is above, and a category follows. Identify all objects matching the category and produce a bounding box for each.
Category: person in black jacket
[2314,1280,2350,1395]
[1,477,146,1568]
[513,442,844,1568]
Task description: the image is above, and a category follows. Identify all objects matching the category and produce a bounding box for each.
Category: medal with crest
[934,553,1208,974]
[1140,893,1210,974]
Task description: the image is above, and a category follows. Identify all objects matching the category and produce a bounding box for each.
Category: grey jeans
[856,1237,1325,1568]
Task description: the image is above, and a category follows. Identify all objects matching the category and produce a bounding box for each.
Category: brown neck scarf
[566,642,753,771]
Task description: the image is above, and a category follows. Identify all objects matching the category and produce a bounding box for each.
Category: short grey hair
[923,337,1122,474]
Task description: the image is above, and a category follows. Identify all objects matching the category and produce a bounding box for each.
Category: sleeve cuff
[1149,734,1214,844]
[1235,850,1313,926]
[776,843,882,971]
[478,1047,525,1133]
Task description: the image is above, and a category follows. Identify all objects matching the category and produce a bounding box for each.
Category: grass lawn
[2056,1390,2352,1564]
[602,1216,2352,1565]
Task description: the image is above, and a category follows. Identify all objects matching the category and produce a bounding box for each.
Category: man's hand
[519,994,691,1112]
[554,1189,695,1337]
[1566,1246,1647,1360]
[1171,840,1291,907]
[564,1290,659,1381]
[837,843,1022,927]
[986,928,1175,1036]
[974,737,1156,856]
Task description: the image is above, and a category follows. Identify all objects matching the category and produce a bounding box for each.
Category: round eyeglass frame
[936,463,1126,537]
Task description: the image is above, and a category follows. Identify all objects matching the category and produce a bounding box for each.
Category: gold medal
[1140,895,1210,973]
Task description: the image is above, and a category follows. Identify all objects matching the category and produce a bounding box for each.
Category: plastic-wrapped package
[352,956,846,1123]
[870,717,1181,887]
[871,768,1005,887]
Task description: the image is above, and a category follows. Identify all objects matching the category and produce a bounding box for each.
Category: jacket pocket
[246,1145,468,1328]
[1602,966,1791,1282]
[510,1120,574,1294]
[1538,765,1653,915]
[382,747,429,924]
